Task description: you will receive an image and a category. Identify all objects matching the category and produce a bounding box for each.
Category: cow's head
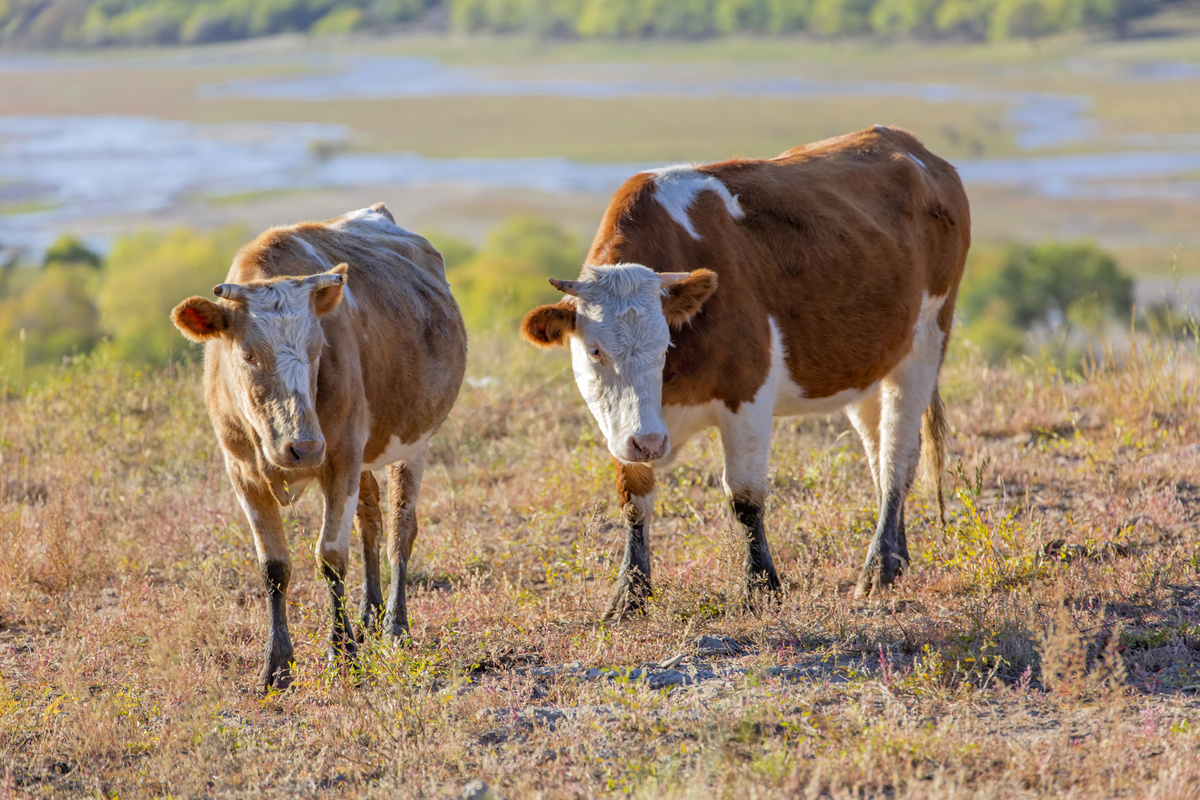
[521,264,717,464]
[171,264,348,471]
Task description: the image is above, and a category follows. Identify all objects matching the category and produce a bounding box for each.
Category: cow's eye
[242,348,258,366]
[588,346,605,364]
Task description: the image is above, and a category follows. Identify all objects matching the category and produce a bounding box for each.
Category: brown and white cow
[172,204,466,690]
[521,126,969,615]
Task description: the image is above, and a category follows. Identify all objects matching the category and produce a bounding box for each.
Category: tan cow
[172,204,466,690]
[521,126,970,616]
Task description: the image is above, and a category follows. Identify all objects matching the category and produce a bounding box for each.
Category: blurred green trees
[0,226,242,389]
[958,240,1133,362]
[0,219,1147,391]
[96,226,244,364]
[0,0,1180,45]
[0,217,583,389]
[431,216,584,332]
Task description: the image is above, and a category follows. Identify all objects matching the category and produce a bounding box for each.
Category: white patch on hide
[361,432,431,472]
[644,165,745,241]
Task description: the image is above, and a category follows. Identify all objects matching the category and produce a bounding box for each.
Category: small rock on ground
[459,779,506,800]
[695,635,742,656]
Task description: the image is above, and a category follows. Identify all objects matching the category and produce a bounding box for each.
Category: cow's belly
[773,378,875,417]
[361,432,431,471]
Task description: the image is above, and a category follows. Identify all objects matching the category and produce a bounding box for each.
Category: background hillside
[2,0,1198,46]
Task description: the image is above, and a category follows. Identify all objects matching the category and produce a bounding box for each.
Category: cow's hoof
[328,633,359,666]
[603,578,651,622]
[260,651,294,694]
[382,614,412,643]
[359,603,384,636]
[854,564,902,599]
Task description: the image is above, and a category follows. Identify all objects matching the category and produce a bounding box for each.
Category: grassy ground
[1,329,1198,797]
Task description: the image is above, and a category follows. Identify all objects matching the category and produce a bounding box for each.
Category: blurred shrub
[0,265,102,382]
[43,235,102,269]
[869,0,942,35]
[960,240,1133,362]
[97,226,244,365]
[810,0,876,34]
[311,6,366,33]
[445,216,583,333]
[934,0,995,36]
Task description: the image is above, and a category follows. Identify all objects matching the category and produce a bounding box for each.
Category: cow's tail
[920,385,949,525]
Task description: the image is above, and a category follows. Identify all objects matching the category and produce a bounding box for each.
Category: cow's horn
[548,277,582,297]
[305,271,345,290]
[213,283,247,301]
[658,272,691,287]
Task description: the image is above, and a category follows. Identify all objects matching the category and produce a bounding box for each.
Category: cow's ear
[313,263,348,316]
[172,296,228,342]
[662,269,717,328]
[521,302,576,348]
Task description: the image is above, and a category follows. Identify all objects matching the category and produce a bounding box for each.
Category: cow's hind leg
[383,450,427,639]
[847,389,883,502]
[604,460,656,621]
[356,471,384,633]
[718,401,781,607]
[848,390,911,568]
[855,307,945,598]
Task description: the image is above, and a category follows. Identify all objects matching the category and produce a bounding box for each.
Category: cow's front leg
[233,479,294,692]
[604,460,656,621]
[355,471,384,633]
[733,497,781,602]
[718,403,780,608]
[317,466,360,665]
[383,451,427,639]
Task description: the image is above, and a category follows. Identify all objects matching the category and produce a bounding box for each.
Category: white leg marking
[878,293,947,500]
[846,388,883,501]
[717,319,788,499]
[319,486,359,560]
[629,492,656,521]
[233,490,269,561]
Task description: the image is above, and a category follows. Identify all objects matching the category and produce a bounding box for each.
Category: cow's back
[224,207,467,451]
[590,126,969,410]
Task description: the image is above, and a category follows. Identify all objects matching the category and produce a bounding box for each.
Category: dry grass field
[1,329,1198,798]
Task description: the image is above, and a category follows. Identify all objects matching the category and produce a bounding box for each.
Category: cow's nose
[629,433,668,462]
[286,439,325,466]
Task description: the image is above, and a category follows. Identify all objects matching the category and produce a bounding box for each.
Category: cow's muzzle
[625,433,669,463]
[277,438,326,469]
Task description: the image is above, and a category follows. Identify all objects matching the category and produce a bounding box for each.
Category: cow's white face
[521,264,717,464]
[172,266,347,471]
